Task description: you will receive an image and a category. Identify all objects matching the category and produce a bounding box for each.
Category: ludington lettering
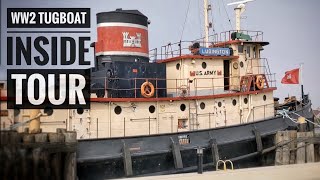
[199,47,231,56]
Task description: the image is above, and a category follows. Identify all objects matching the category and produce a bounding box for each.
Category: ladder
[189,100,199,130]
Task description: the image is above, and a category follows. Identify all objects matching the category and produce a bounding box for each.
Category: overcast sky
[1,0,319,108]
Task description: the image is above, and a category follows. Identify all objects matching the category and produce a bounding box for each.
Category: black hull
[76,101,314,179]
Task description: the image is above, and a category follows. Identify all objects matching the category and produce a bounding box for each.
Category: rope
[278,110,299,125]
[278,109,320,128]
[6,113,43,130]
[292,112,320,128]
[180,0,192,41]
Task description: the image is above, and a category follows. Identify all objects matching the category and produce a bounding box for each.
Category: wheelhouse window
[246,46,251,57]
[238,45,244,53]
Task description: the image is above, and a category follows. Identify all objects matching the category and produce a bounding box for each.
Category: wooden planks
[64,131,77,180]
[210,138,219,166]
[282,131,290,165]
[306,132,315,163]
[289,130,297,164]
[171,139,183,169]
[1,130,77,180]
[275,130,316,165]
[253,129,263,153]
[296,131,315,164]
[275,131,290,165]
[122,142,133,177]
[275,131,283,165]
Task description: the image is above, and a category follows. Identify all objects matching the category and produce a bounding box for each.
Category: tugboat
[0,1,315,179]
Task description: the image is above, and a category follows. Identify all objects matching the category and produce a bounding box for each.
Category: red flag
[281,68,299,84]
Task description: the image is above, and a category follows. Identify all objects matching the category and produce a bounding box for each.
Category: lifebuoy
[179,85,188,97]
[141,81,155,98]
[256,75,265,90]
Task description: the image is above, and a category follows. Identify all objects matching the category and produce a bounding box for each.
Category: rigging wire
[217,0,226,32]
[221,0,233,30]
[180,0,192,41]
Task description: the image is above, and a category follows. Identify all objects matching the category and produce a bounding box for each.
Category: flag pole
[300,63,304,102]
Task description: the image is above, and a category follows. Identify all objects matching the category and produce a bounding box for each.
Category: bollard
[196,147,204,174]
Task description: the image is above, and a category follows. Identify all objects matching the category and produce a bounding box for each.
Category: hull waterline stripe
[90,87,277,102]
[97,22,148,30]
[96,51,149,57]
[0,88,277,102]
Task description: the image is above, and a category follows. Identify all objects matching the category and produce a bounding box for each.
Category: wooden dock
[0,129,77,180]
[130,163,320,180]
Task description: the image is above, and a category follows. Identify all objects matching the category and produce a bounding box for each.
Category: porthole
[176,63,180,70]
[202,62,207,69]
[263,95,267,101]
[180,104,186,111]
[114,106,122,115]
[149,105,156,113]
[240,61,244,68]
[232,99,237,106]
[218,102,222,107]
[200,102,205,109]
[233,62,238,69]
[77,108,84,115]
[244,98,248,104]
[44,107,53,116]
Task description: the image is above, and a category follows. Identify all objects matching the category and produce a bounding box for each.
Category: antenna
[227,0,255,31]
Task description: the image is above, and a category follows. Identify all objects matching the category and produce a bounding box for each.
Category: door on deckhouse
[224,60,230,90]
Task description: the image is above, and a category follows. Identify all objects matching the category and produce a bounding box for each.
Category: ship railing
[245,58,276,88]
[194,103,275,129]
[251,103,275,122]
[116,103,276,137]
[212,30,264,44]
[149,30,264,61]
[90,74,276,98]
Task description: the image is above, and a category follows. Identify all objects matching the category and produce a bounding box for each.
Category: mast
[228,0,255,31]
[203,0,209,47]
[234,5,244,31]
[300,63,304,101]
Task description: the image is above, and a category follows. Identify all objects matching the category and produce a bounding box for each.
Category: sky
[1,0,319,108]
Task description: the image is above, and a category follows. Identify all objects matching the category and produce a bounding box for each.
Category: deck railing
[212,30,264,44]
[114,103,275,137]
[91,73,276,99]
[149,30,264,61]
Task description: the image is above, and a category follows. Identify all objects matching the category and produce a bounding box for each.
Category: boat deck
[130,163,320,180]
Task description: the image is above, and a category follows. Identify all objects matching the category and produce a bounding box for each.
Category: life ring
[179,85,189,97]
[141,81,155,98]
[256,75,265,90]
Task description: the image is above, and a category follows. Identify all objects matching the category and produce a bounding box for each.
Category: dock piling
[0,130,77,180]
